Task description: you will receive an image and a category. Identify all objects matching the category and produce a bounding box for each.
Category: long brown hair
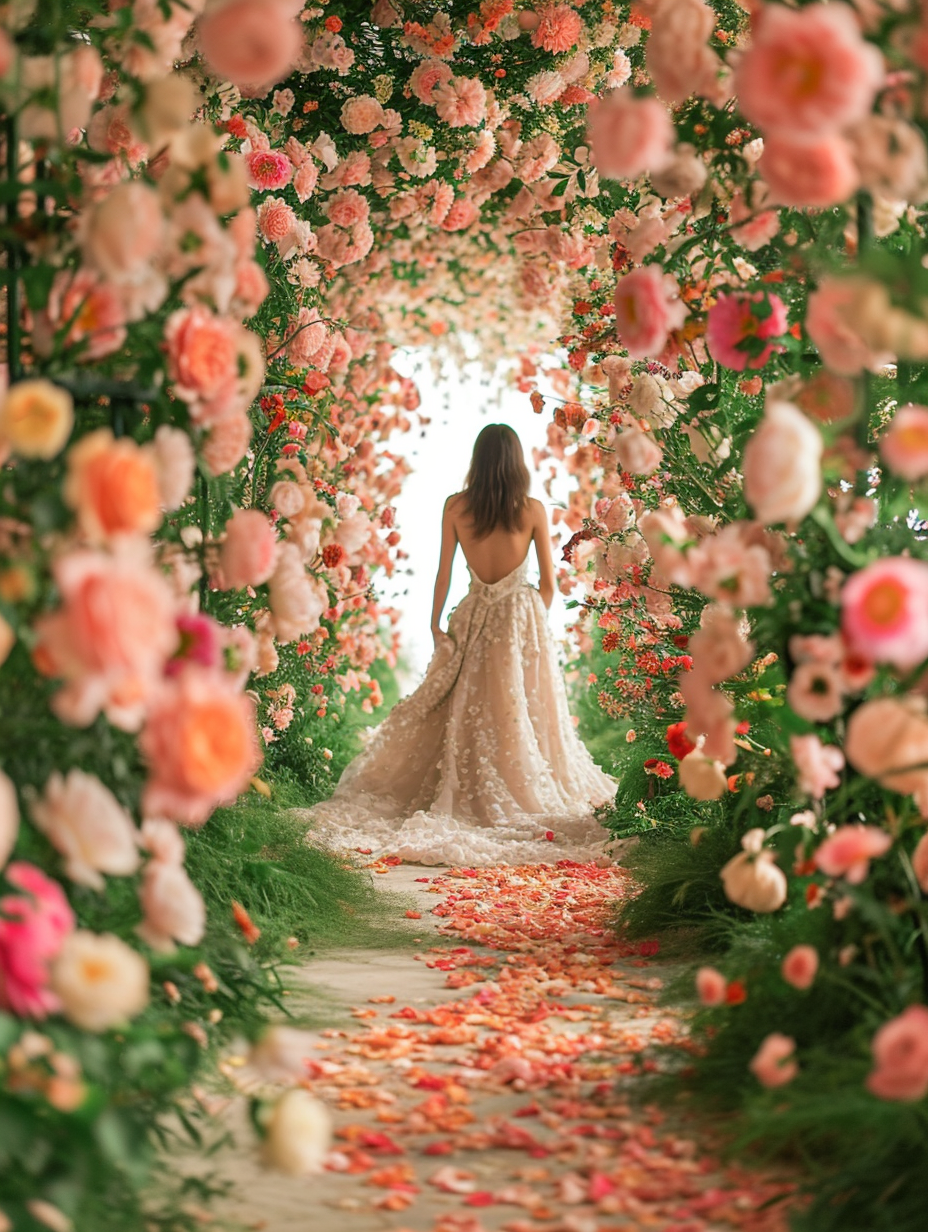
[460,424,531,539]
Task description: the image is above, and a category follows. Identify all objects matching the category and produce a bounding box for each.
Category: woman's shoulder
[445,491,465,512]
[527,496,546,520]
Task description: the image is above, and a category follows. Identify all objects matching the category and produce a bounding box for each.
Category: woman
[305,424,616,866]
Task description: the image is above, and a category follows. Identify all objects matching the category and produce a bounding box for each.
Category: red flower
[724,979,747,1005]
[735,720,751,735]
[643,758,673,779]
[322,543,345,568]
[601,630,620,653]
[666,720,696,760]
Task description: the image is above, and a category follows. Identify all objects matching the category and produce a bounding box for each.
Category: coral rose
[0,379,73,460]
[140,669,260,825]
[814,824,892,884]
[614,267,687,361]
[64,429,162,542]
[137,859,206,952]
[588,90,674,182]
[742,400,822,525]
[30,769,140,892]
[695,966,727,1006]
[866,1005,928,1101]
[759,134,859,210]
[879,404,928,482]
[263,1089,332,1176]
[51,930,149,1032]
[217,507,279,590]
[734,3,883,138]
[749,1034,798,1088]
[707,291,788,372]
[842,558,928,670]
[0,862,74,1018]
[781,945,819,991]
[197,0,304,94]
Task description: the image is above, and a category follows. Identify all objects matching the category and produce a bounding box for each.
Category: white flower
[52,931,149,1031]
[262,1090,332,1175]
[30,770,139,891]
[720,849,788,913]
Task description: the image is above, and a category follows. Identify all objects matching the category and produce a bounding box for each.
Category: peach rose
[645,0,720,105]
[614,429,662,477]
[140,669,261,825]
[269,543,328,643]
[145,425,196,511]
[263,1090,332,1176]
[256,196,297,243]
[137,858,205,952]
[689,606,754,684]
[806,276,891,376]
[845,697,928,813]
[197,0,304,94]
[0,379,73,460]
[781,945,819,991]
[742,400,822,525]
[759,134,859,210]
[82,182,165,281]
[0,770,18,873]
[64,429,162,543]
[51,930,149,1032]
[749,1034,798,1088]
[46,268,128,361]
[695,966,726,1006]
[614,267,687,361]
[588,90,674,181]
[249,1025,318,1081]
[866,1005,928,1101]
[30,770,140,892]
[217,507,279,590]
[339,95,384,134]
[814,824,892,884]
[879,404,928,482]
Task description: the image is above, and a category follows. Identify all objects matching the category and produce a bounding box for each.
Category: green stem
[6,114,21,382]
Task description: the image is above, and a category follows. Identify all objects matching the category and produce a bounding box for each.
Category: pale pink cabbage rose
[0,771,18,872]
[866,1005,928,1101]
[218,508,278,590]
[339,95,384,134]
[842,558,928,670]
[614,267,687,361]
[137,859,206,952]
[879,404,928,481]
[706,291,787,372]
[814,825,892,884]
[614,429,662,476]
[845,698,928,813]
[749,1034,798,1088]
[588,90,675,182]
[695,966,726,1006]
[197,0,304,94]
[758,134,859,209]
[30,770,140,891]
[720,845,788,914]
[51,930,149,1031]
[0,863,75,1018]
[791,734,845,799]
[742,400,822,525]
[781,945,819,990]
[678,751,727,801]
[734,3,883,138]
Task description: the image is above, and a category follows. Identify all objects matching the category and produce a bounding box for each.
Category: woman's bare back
[447,492,539,583]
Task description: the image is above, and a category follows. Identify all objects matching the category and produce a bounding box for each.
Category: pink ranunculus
[588,90,675,182]
[706,291,787,373]
[140,668,261,826]
[805,276,891,377]
[339,95,385,134]
[791,733,845,799]
[879,404,928,481]
[759,133,859,210]
[842,558,928,671]
[218,507,279,590]
[433,76,487,129]
[734,3,883,138]
[749,1033,798,1088]
[409,58,452,104]
[530,3,583,53]
[137,858,206,952]
[814,824,892,884]
[614,266,687,361]
[197,0,304,94]
[781,945,819,991]
[30,769,140,892]
[202,408,253,476]
[0,862,75,1018]
[742,399,823,525]
[866,1005,928,1101]
[246,148,293,191]
[695,966,727,1006]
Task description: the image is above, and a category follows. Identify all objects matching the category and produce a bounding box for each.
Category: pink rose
[137,858,206,952]
[695,966,726,1006]
[759,133,859,210]
[0,862,75,1018]
[82,182,164,281]
[325,189,370,229]
[749,1033,798,1088]
[687,522,772,609]
[867,1005,928,1101]
[409,58,452,104]
[246,148,293,192]
[46,268,128,361]
[433,76,487,129]
[30,770,140,892]
[814,824,892,884]
[218,508,279,590]
[165,303,239,414]
[269,543,328,643]
[845,698,928,814]
[781,945,819,991]
[879,403,928,481]
[202,408,253,476]
[197,0,304,94]
[614,428,662,477]
[706,291,787,372]
[588,90,674,181]
[791,734,845,799]
[734,3,883,138]
[257,196,297,243]
[339,95,385,134]
[806,276,891,376]
[742,400,822,525]
[293,160,319,202]
[842,558,928,670]
[614,266,687,361]
[645,0,720,105]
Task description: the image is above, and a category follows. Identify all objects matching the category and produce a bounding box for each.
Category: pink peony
[197,0,304,94]
[781,945,819,991]
[82,182,164,282]
[841,558,928,671]
[759,133,859,210]
[734,3,883,138]
[433,76,487,129]
[0,862,75,1018]
[588,90,675,182]
[246,148,293,191]
[695,966,727,1006]
[742,399,823,525]
[706,291,787,372]
[339,95,385,134]
[409,58,452,104]
[879,404,928,481]
[614,266,687,361]
[814,824,892,884]
[791,734,845,799]
[867,1005,928,1101]
[218,508,279,590]
[30,770,140,892]
[749,1033,798,1088]
[530,3,583,53]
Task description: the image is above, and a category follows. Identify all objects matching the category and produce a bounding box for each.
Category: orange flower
[65,429,161,542]
[232,900,261,945]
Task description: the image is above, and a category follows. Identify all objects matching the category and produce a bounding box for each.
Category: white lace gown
[300,558,617,866]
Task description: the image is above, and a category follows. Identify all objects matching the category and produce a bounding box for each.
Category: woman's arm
[430,496,458,640]
[531,499,556,609]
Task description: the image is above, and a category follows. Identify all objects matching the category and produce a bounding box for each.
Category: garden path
[199,861,795,1232]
